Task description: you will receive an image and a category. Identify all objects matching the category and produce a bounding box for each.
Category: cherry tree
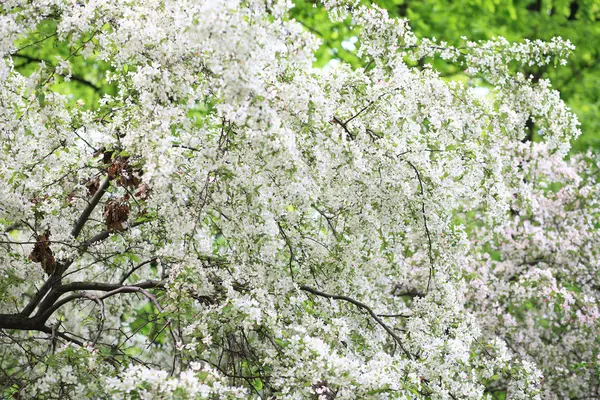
[0,0,597,398]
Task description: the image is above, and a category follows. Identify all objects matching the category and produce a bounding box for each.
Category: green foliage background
[291,0,600,152]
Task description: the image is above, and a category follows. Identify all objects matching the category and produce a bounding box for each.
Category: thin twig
[403,160,434,292]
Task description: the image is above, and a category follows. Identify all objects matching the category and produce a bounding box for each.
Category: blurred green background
[291,0,600,152]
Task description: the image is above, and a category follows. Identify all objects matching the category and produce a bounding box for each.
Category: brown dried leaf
[134,183,151,200]
[29,232,56,275]
[85,177,100,197]
[103,197,130,231]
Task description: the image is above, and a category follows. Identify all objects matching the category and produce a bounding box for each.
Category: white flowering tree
[0,0,597,398]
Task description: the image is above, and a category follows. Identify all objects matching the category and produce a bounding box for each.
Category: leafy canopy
[292,0,600,150]
[0,0,598,399]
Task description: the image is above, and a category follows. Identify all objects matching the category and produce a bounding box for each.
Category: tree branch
[71,176,111,239]
[58,279,164,293]
[392,284,425,298]
[1,280,164,332]
[12,53,101,91]
[36,280,164,321]
[82,220,146,247]
[332,116,355,140]
[300,285,413,359]
[120,258,158,284]
[21,219,147,318]
[404,160,434,292]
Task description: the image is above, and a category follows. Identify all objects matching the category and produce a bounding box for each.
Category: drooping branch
[299,285,413,359]
[276,221,296,280]
[403,160,434,292]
